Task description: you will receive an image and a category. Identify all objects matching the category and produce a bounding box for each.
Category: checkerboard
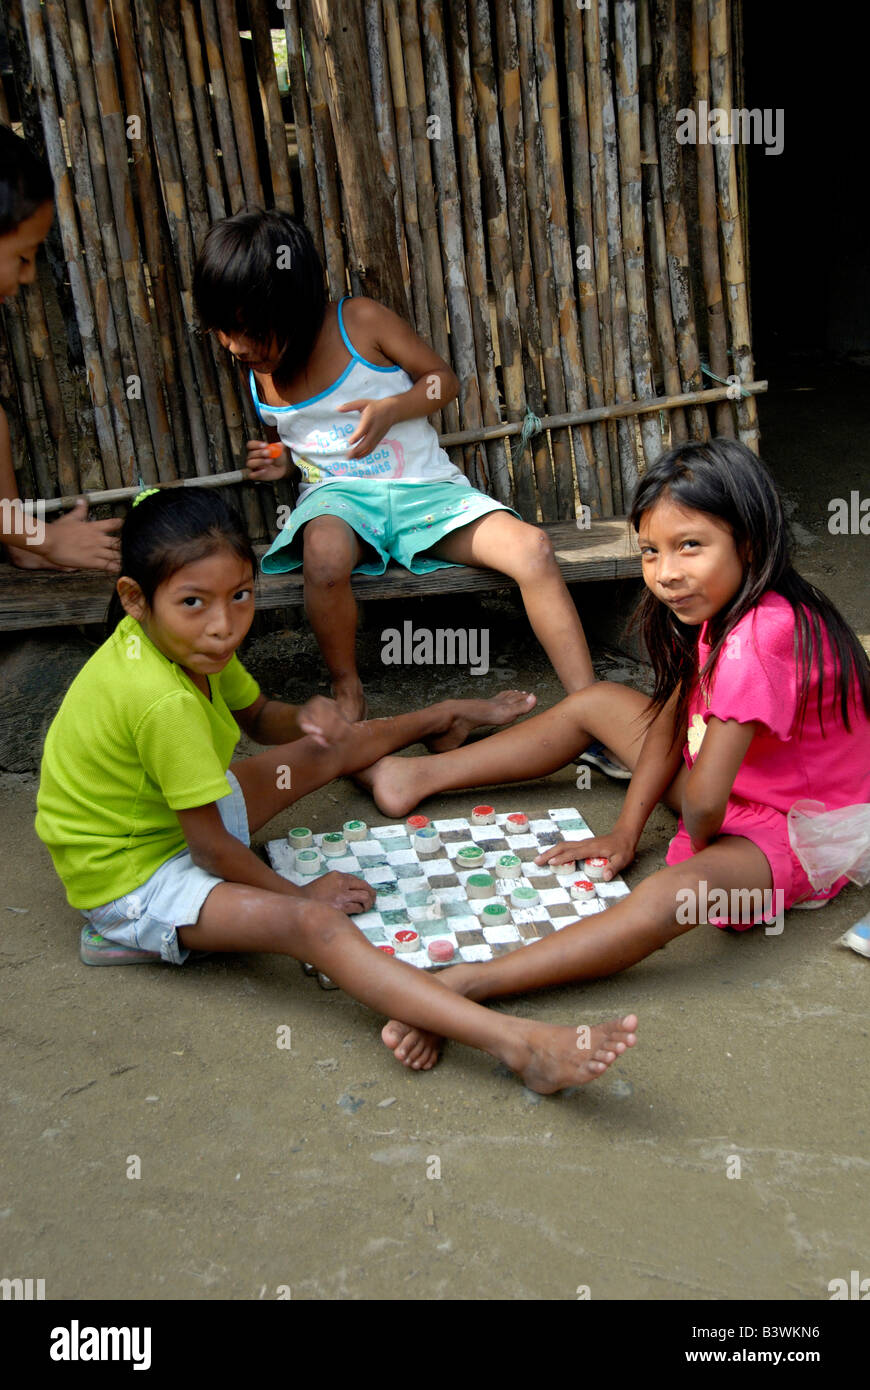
[265,807,631,982]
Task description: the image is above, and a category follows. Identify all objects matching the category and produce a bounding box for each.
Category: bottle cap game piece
[321,832,347,857]
[466,872,495,899]
[343,820,367,841]
[427,939,456,963]
[456,844,485,868]
[471,805,496,825]
[406,814,430,831]
[392,929,420,953]
[481,903,510,925]
[510,885,540,908]
[266,442,284,458]
[505,813,529,834]
[296,849,322,874]
[377,944,396,955]
[570,879,596,901]
[288,827,313,848]
[583,857,609,881]
[414,827,442,854]
[496,853,522,878]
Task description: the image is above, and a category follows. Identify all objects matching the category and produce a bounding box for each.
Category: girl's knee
[302,533,354,588]
[506,524,559,582]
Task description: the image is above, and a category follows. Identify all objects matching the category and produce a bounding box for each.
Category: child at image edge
[350,440,870,1070]
[192,209,599,726]
[34,486,637,1095]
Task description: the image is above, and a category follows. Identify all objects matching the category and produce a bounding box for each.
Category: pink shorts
[666,798,849,930]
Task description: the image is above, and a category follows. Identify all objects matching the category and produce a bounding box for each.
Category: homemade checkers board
[265,806,631,984]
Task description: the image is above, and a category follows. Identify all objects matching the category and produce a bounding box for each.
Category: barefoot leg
[301,515,368,721]
[179,883,638,1093]
[433,513,595,692]
[359,681,653,818]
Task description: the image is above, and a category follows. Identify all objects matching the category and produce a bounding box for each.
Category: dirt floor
[1,359,868,1301]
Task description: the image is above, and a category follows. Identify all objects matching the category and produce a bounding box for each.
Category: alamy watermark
[381,621,489,676]
[676,881,785,935]
[0,497,46,547]
[676,101,784,157]
[828,491,870,535]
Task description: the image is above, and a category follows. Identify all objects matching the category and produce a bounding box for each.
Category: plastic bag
[787,800,870,892]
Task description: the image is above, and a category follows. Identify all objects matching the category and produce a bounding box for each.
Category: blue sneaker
[80,924,161,966]
[578,741,632,781]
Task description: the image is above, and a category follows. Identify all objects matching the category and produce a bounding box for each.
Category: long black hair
[630,437,870,741]
[106,488,257,635]
[192,209,327,392]
[0,124,53,235]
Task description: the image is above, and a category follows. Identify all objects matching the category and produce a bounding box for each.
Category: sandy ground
[1,360,867,1301]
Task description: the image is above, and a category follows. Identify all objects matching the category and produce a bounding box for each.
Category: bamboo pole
[563,0,612,513]
[309,0,407,315]
[419,0,487,490]
[179,1,226,223]
[514,0,574,521]
[395,0,458,435]
[298,2,348,302]
[82,0,176,478]
[135,0,234,481]
[445,0,507,501]
[613,1,662,474]
[40,378,770,512]
[492,0,551,520]
[690,0,733,437]
[281,0,324,255]
[58,0,157,484]
[20,279,78,495]
[112,0,207,475]
[2,297,54,495]
[598,0,640,499]
[20,0,122,487]
[248,0,295,213]
[582,0,621,511]
[653,0,708,439]
[637,0,686,444]
[199,0,245,214]
[364,0,411,313]
[214,0,264,209]
[382,0,431,342]
[467,0,528,511]
[534,0,599,517]
[708,0,759,451]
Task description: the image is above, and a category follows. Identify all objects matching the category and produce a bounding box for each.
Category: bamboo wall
[0,0,758,537]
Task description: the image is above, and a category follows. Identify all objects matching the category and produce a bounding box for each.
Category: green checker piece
[481,902,510,925]
[381,908,411,927]
[456,844,484,867]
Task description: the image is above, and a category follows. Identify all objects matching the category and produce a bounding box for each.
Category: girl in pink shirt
[357,439,870,1069]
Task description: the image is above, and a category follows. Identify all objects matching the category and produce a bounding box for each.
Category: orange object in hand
[266,442,283,458]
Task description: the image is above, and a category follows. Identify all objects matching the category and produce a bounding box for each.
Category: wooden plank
[0,520,641,632]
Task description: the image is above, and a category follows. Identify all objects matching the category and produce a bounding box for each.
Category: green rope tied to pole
[699,361,751,399]
[510,405,543,465]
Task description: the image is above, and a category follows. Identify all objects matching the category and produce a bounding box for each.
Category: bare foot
[331,678,367,723]
[355,753,430,817]
[424,689,536,753]
[381,1019,442,1070]
[509,1014,639,1094]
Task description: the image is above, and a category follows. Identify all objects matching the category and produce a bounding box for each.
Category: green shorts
[261,479,518,575]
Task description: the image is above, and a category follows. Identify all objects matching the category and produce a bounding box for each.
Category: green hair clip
[132,487,160,508]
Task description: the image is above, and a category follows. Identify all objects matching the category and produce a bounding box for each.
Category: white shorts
[79,772,249,964]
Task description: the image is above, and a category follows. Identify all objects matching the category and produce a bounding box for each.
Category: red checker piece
[406,815,429,830]
[427,939,455,963]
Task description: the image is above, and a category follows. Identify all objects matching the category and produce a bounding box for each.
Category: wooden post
[382,0,431,342]
[309,0,408,316]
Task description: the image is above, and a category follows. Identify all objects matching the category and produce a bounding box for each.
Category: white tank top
[249,297,467,498]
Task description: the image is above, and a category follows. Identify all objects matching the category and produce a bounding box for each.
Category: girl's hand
[39,498,121,573]
[302,872,375,914]
[536,830,637,880]
[337,398,397,459]
[296,695,351,749]
[246,439,289,481]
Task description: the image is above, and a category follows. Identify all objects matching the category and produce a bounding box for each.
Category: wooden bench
[0,518,640,632]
